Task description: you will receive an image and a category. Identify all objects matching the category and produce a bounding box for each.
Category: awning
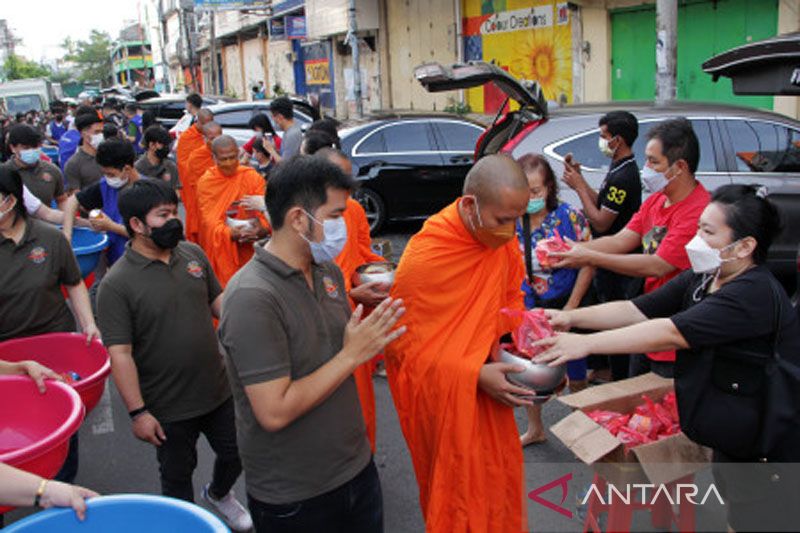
[702,32,800,96]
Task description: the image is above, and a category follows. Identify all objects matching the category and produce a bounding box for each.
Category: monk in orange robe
[185,122,224,243]
[321,149,387,452]
[197,135,270,287]
[384,154,533,532]
[177,109,213,242]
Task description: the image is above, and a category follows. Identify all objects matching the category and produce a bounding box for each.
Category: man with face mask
[97,179,253,532]
[45,104,69,145]
[135,125,179,190]
[196,135,269,287]
[2,124,67,208]
[62,140,142,267]
[561,111,643,381]
[384,154,534,532]
[57,106,97,173]
[182,116,218,243]
[551,118,710,378]
[65,112,104,193]
[218,155,405,533]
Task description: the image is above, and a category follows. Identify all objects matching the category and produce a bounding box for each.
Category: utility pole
[655,0,677,105]
[347,0,363,118]
[209,12,217,94]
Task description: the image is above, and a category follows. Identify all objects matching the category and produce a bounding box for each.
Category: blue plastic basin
[41,146,59,167]
[3,494,230,532]
[70,227,108,278]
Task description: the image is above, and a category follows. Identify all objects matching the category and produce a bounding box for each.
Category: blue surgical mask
[301,210,348,263]
[19,148,40,166]
[526,198,546,214]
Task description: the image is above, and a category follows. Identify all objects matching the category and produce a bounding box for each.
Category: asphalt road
[4,220,730,532]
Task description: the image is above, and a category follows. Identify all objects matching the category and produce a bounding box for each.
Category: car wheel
[355,188,386,235]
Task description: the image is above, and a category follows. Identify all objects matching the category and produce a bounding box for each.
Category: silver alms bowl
[354,262,397,287]
[496,346,566,402]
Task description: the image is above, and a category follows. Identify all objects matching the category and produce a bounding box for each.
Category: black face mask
[148,218,184,249]
[155,146,170,160]
[55,114,64,121]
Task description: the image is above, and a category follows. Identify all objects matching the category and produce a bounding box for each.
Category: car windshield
[5,94,42,115]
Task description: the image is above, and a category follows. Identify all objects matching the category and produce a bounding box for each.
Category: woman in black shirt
[533,184,800,532]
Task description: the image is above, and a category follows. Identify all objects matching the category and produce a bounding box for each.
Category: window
[634,119,716,173]
[214,109,252,128]
[433,121,483,152]
[725,120,800,173]
[551,130,608,170]
[552,117,718,172]
[356,131,386,154]
[383,122,436,152]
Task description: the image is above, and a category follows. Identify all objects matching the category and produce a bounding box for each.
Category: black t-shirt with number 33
[595,155,642,237]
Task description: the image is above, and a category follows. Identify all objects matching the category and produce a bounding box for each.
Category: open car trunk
[414,61,547,157]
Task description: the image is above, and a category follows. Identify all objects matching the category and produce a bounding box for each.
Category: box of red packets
[550,373,711,485]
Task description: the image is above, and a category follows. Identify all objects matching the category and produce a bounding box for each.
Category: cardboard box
[550,373,712,486]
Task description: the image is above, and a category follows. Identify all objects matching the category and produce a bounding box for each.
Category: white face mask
[89,133,104,150]
[598,136,615,158]
[104,175,128,189]
[685,234,739,274]
[641,164,675,193]
[300,210,348,263]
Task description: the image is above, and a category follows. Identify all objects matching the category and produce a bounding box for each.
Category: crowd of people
[1,92,799,533]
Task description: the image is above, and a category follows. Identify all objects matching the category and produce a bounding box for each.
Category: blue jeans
[247,459,383,533]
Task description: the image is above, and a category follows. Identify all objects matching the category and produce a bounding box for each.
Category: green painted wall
[611,0,777,109]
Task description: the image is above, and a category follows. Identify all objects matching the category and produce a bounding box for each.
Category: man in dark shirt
[97,179,252,531]
[64,112,104,193]
[2,124,67,208]
[135,125,179,190]
[219,155,405,533]
[561,110,643,381]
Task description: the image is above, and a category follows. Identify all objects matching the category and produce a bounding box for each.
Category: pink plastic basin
[0,375,85,513]
[0,333,111,414]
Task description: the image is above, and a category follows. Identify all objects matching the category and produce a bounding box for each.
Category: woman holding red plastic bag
[514,154,594,446]
[534,185,800,532]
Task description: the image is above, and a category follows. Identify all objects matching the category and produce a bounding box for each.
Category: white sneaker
[202,484,253,532]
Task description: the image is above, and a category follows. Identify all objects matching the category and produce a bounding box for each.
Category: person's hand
[543,309,572,332]
[132,412,166,446]
[549,239,594,269]
[343,298,406,366]
[477,362,535,407]
[532,332,592,367]
[561,158,587,191]
[236,223,267,243]
[262,136,279,157]
[39,480,99,520]
[349,281,391,308]
[88,211,114,232]
[83,323,101,345]
[17,360,63,393]
[240,195,266,212]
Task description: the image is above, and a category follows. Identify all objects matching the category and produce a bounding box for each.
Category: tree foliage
[62,30,114,85]
[2,55,51,80]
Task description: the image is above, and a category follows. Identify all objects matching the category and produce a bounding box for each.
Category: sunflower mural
[462,0,573,113]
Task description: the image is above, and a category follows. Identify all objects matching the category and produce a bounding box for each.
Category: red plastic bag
[501,308,554,358]
[535,231,572,269]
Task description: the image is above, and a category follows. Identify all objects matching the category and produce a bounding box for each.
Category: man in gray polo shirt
[219,155,405,533]
[97,179,251,531]
[64,113,104,193]
[268,96,303,159]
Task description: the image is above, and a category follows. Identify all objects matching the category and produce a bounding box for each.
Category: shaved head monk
[385,153,534,531]
[196,135,269,287]
[177,109,213,242]
[184,121,222,242]
[317,147,386,452]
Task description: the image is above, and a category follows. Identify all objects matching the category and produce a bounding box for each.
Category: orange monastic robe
[185,146,216,244]
[334,197,384,451]
[176,125,205,242]
[196,165,268,287]
[385,200,526,533]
